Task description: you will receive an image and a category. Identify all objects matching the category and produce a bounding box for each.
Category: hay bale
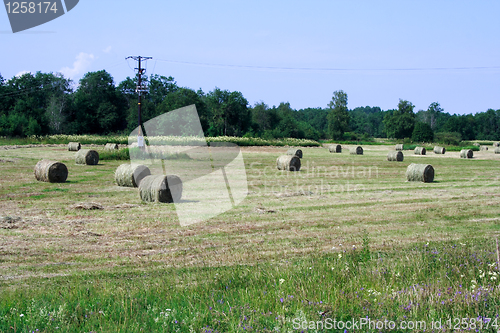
[349,146,363,155]
[68,142,81,151]
[329,144,342,153]
[139,174,183,203]
[460,149,473,159]
[105,143,119,150]
[480,146,488,151]
[276,155,301,171]
[494,147,500,154]
[286,148,303,158]
[115,164,151,187]
[34,160,68,183]
[414,147,426,155]
[387,151,404,161]
[75,149,99,165]
[494,142,499,147]
[433,146,446,154]
[473,142,480,147]
[395,144,404,151]
[406,163,434,182]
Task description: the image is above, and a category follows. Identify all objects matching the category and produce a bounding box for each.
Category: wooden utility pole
[126,55,152,147]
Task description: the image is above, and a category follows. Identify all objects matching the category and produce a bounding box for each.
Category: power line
[154,58,500,72]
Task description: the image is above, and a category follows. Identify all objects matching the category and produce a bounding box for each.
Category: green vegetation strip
[1,239,499,332]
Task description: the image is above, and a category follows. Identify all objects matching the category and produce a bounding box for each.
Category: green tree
[327,90,349,140]
[70,70,126,134]
[273,102,304,139]
[412,122,434,142]
[156,87,210,134]
[383,99,416,139]
[0,72,72,136]
[206,88,250,136]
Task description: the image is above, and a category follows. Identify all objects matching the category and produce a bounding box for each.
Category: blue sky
[1,0,499,114]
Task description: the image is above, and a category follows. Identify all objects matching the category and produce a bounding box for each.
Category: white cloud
[103,46,112,54]
[59,52,95,78]
[15,70,31,77]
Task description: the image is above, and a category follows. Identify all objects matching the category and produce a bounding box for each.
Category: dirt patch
[70,202,104,210]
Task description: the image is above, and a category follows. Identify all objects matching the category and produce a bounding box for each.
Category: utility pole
[126,55,152,147]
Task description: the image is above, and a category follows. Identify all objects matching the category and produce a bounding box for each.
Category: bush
[99,148,130,160]
[435,132,462,146]
[445,145,480,152]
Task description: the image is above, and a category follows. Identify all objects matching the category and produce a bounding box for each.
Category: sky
[1,0,499,115]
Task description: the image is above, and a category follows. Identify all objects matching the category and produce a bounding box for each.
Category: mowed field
[1,144,500,332]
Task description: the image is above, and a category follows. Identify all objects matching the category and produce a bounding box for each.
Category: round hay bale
[68,142,81,151]
[105,143,119,150]
[387,151,404,161]
[480,146,488,151]
[473,142,480,147]
[329,144,342,153]
[75,149,99,165]
[406,163,434,183]
[139,174,183,203]
[494,142,499,147]
[414,147,426,155]
[276,155,301,171]
[460,149,473,159]
[115,164,151,187]
[34,160,68,183]
[433,146,446,154]
[349,146,363,155]
[495,147,500,154]
[395,144,404,151]
[286,148,302,158]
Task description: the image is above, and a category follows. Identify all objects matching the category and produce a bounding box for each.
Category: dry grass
[1,145,500,282]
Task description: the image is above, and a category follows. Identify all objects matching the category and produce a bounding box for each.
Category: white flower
[279,278,285,285]
[19,314,24,317]
[338,253,342,259]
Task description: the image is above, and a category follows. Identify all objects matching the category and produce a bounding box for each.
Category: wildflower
[19,314,24,317]
[279,278,285,285]
[338,253,342,259]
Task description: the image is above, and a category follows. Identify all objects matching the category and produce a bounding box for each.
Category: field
[1,143,500,332]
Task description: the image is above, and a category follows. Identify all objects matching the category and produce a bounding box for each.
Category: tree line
[0,70,499,142]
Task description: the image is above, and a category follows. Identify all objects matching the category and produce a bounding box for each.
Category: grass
[0,135,321,147]
[1,239,499,332]
[0,143,499,331]
[402,144,480,152]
